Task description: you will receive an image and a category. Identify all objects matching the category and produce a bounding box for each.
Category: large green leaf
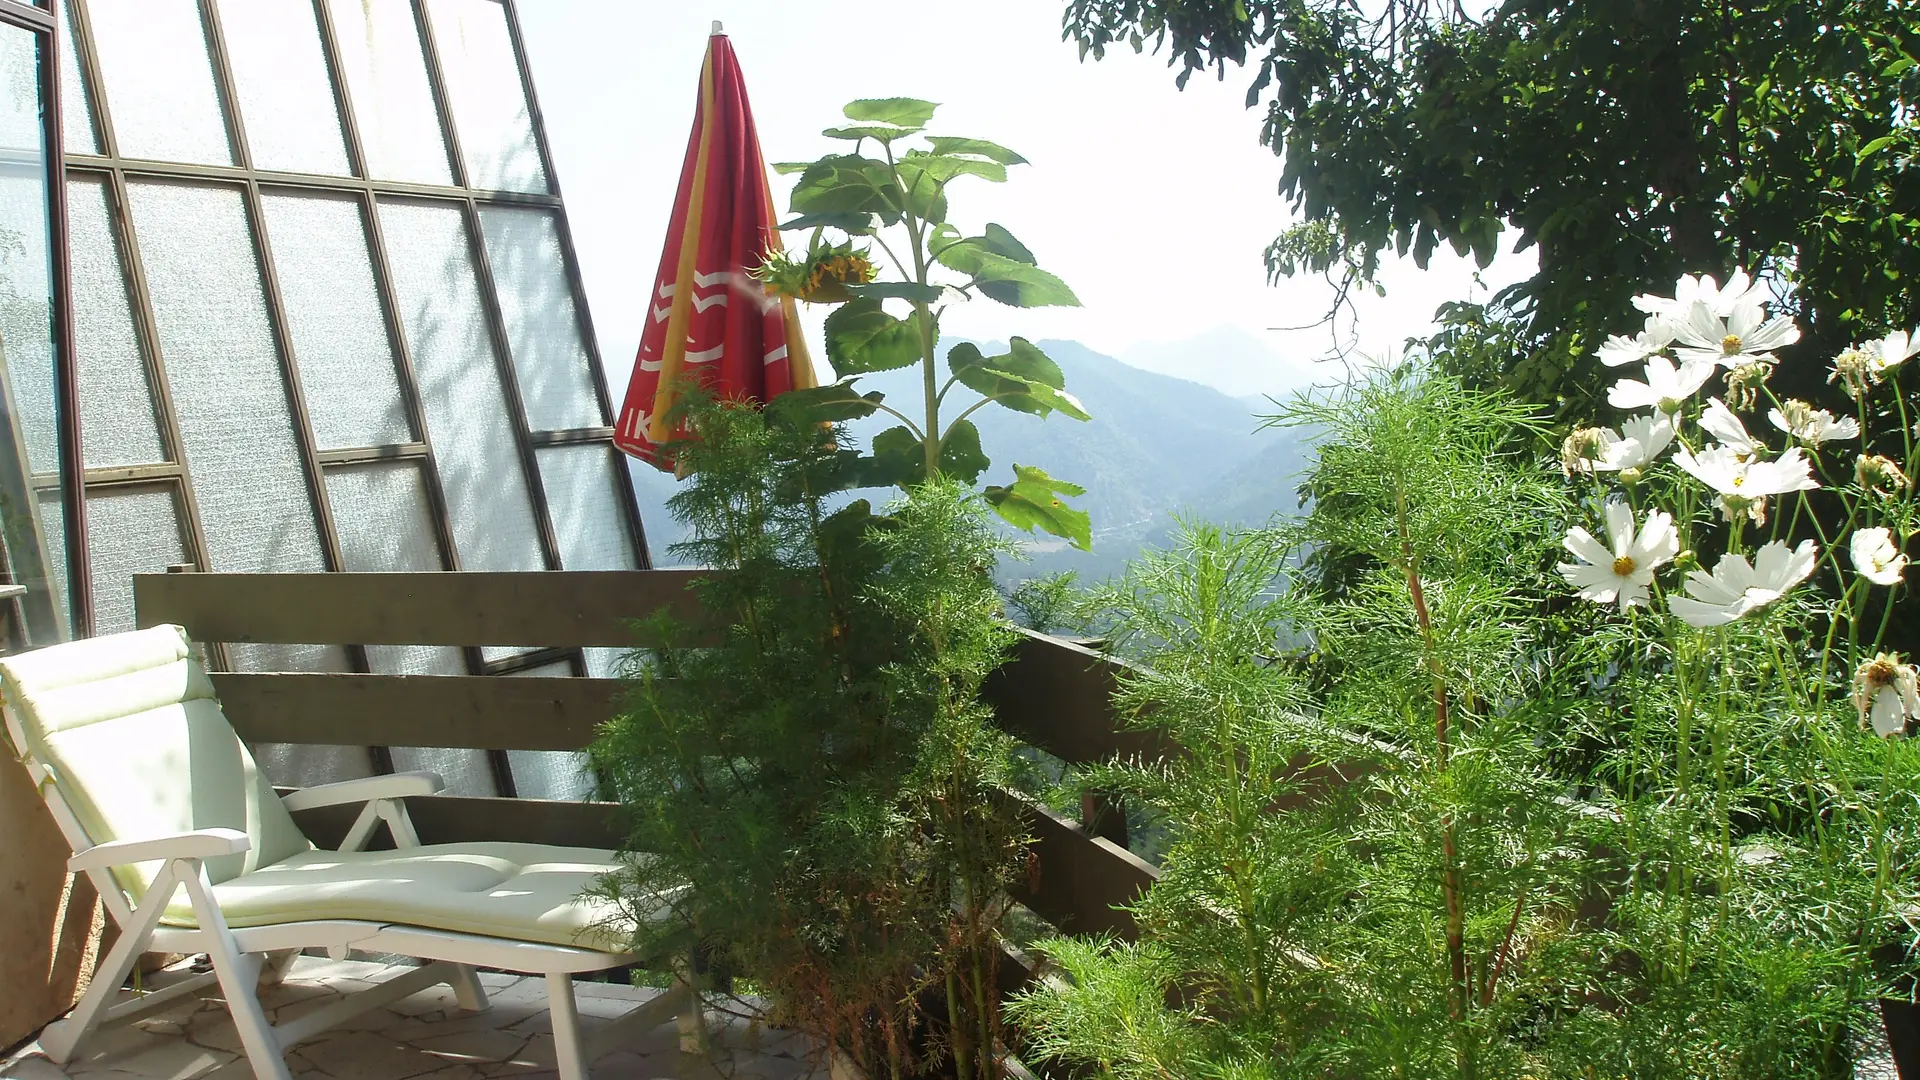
[767,379,884,424]
[934,222,1037,269]
[842,97,938,130]
[824,298,922,376]
[934,225,1076,305]
[844,281,943,304]
[948,339,1085,419]
[777,211,875,235]
[788,154,902,224]
[925,137,1028,165]
[862,425,926,488]
[937,418,990,484]
[822,124,917,143]
[984,464,1092,550]
[898,151,1007,186]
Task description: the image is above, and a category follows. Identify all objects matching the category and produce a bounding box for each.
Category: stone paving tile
[2,957,828,1080]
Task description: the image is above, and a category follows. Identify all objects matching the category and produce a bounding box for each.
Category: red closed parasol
[613,25,815,468]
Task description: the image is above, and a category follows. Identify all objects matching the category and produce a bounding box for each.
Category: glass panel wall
[61,0,646,789]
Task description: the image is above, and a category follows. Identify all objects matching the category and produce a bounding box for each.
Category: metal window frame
[60,0,647,793]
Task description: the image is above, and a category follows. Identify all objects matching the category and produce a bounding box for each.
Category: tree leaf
[983,464,1092,550]
[824,297,923,376]
[842,97,938,130]
[925,137,1028,165]
[937,418,990,484]
[844,281,944,304]
[767,379,884,424]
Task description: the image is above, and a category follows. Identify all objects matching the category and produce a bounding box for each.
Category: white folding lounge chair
[0,624,692,1080]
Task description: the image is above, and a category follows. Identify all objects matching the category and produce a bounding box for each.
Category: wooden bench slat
[216,672,621,751]
[134,570,718,648]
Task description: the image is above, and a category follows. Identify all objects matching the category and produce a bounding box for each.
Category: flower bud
[1857,453,1910,495]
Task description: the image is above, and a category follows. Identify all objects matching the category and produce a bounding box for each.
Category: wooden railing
[132,569,1161,954]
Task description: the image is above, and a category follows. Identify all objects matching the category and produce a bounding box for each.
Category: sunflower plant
[756,97,1094,550]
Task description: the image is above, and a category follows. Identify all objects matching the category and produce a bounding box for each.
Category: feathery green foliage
[588,397,1026,1080]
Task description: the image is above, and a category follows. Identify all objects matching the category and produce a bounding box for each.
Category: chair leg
[546,972,589,1080]
[447,964,490,1012]
[179,863,292,1080]
[257,949,302,988]
[674,955,710,1056]
[38,864,180,1063]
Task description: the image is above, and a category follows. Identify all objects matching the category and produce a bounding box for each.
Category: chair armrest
[280,771,444,813]
[69,828,250,872]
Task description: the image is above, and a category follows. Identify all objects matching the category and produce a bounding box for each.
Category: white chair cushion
[159,842,642,950]
[0,626,312,899]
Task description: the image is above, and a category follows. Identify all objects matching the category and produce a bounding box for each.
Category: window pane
[389,746,496,797]
[260,191,412,448]
[323,459,462,676]
[37,488,68,641]
[56,0,96,153]
[377,198,544,573]
[0,22,41,151]
[126,180,345,676]
[478,205,598,430]
[424,0,546,193]
[537,443,635,571]
[85,0,233,165]
[324,0,452,185]
[0,168,55,475]
[82,483,184,636]
[506,661,595,801]
[67,174,167,468]
[217,0,351,175]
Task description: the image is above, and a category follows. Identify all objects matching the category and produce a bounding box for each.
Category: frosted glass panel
[57,0,96,153]
[506,661,596,801]
[254,744,375,788]
[82,484,184,636]
[324,0,453,184]
[537,444,635,571]
[323,460,464,676]
[37,488,69,642]
[67,174,167,468]
[261,192,412,448]
[0,165,55,476]
[583,647,628,680]
[86,0,233,165]
[218,0,351,175]
[425,0,547,193]
[126,181,345,675]
[479,206,598,430]
[389,746,497,797]
[377,198,544,573]
[0,26,40,152]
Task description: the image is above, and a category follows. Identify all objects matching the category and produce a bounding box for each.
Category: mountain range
[626,337,1318,583]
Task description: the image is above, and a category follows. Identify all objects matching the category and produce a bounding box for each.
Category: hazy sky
[515,1,1534,395]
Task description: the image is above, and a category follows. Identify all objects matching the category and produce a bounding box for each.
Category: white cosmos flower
[1633,269,1769,319]
[1698,397,1763,458]
[1667,539,1817,627]
[1672,443,1819,498]
[1853,653,1920,737]
[1673,299,1801,368]
[1870,328,1920,375]
[1597,315,1678,368]
[1850,526,1908,586]
[1608,354,1717,414]
[1558,501,1678,611]
[1767,399,1859,445]
[1599,412,1676,471]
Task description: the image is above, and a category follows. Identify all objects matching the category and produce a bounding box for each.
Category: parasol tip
[711,20,724,34]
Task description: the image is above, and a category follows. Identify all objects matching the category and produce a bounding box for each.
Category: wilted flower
[1852,652,1920,737]
[1633,269,1769,320]
[1561,427,1612,476]
[1722,361,1772,411]
[1830,347,1877,400]
[1767,399,1859,445]
[1597,315,1678,368]
[1857,453,1910,495]
[1699,397,1763,459]
[1850,527,1908,586]
[1673,299,1801,369]
[1608,354,1717,414]
[1667,539,1817,627]
[1558,501,1678,612]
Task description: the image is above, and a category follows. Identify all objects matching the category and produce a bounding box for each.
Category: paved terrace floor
[2,957,823,1080]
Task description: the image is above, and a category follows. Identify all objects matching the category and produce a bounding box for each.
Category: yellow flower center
[1731,474,1744,488]
[1721,334,1744,355]
[1612,555,1637,576]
